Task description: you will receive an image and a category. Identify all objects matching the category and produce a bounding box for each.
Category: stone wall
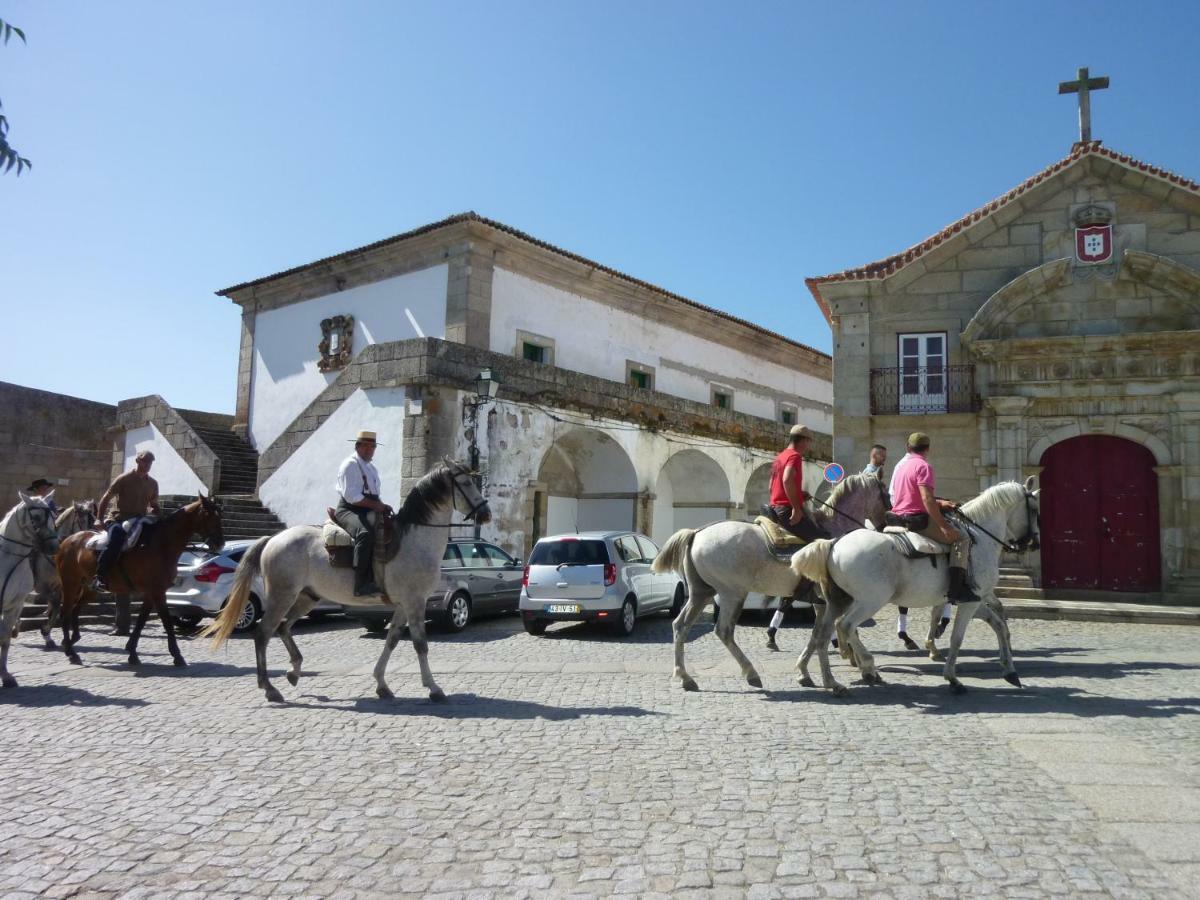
[112,396,222,491]
[0,381,114,507]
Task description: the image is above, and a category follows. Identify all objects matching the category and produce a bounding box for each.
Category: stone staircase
[994,566,1200,625]
[177,410,260,495]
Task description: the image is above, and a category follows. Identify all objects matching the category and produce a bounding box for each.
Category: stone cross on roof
[1058,66,1109,144]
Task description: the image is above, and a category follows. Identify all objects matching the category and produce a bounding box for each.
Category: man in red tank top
[769,424,828,543]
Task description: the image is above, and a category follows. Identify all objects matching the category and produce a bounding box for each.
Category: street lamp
[464,367,502,537]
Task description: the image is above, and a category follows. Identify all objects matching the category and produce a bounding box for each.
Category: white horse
[24,500,98,649]
[204,459,489,703]
[791,479,1040,694]
[652,473,891,692]
[1,493,62,687]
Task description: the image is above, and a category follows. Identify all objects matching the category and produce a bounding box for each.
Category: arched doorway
[743,463,773,521]
[652,450,731,545]
[1040,435,1160,591]
[536,429,638,536]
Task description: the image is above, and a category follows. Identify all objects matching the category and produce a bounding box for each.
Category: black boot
[947,567,980,605]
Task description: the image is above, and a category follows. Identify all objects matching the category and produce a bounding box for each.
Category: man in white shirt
[335,430,393,596]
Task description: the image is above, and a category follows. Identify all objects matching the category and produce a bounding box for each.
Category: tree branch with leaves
[0,17,31,176]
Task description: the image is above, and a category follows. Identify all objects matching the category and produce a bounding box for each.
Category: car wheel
[669,584,686,618]
[229,594,262,634]
[613,597,637,636]
[523,617,548,636]
[441,592,472,633]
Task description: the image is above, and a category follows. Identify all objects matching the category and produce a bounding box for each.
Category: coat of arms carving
[1073,204,1113,265]
[318,315,354,372]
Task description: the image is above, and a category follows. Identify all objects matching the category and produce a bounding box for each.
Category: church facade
[175,213,835,557]
[808,142,1200,601]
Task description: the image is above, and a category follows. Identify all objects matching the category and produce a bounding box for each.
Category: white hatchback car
[518,531,686,637]
[167,538,339,633]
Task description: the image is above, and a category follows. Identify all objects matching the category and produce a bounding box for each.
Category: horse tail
[652,529,698,575]
[790,538,835,587]
[202,536,268,648]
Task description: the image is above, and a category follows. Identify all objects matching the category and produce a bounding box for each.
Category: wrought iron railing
[869,365,980,415]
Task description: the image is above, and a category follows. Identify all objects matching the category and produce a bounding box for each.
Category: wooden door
[1040,436,1160,592]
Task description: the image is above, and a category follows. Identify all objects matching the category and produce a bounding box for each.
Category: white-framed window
[711,384,734,411]
[777,401,798,426]
[626,361,655,391]
[898,332,947,414]
[516,330,555,366]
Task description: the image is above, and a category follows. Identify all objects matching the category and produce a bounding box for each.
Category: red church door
[1040,436,1160,592]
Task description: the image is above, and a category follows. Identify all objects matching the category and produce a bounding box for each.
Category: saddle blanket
[754,516,807,554]
[85,517,156,553]
[882,525,949,558]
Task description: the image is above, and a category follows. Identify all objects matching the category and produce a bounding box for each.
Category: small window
[626,360,656,391]
[712,387,733,410]
[523,342,546,363]
[516,330,555,366]
[779,404,797,426]
[630,370,651,389]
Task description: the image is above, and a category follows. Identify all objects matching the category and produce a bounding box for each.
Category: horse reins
[410,470,489,528]
[947,490,1040,553]
[808,477,889,532]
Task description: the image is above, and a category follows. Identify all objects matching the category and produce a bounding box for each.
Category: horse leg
[255,593,296,703]
[796,603,821,686]
[0,599,21,687]
[59,575,82,665]
[125,595,154,666]
[977,598,1020,687]
[943,600,982,694]
[838,603,883,685]
[712,593,761,688]
[281,593,317,686]
[153,593,187,667]
[925,600,946,661]
[371,605,410,700]
[672,583,712,692]
[41,587,60,649]
[409,611,445,702]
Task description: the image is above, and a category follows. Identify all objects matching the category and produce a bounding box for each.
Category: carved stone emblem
[318,315,355,372]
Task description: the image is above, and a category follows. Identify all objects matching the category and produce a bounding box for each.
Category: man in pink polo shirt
[888,432,979,604]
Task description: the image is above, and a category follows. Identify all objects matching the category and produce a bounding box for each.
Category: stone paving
[1,606,1198,899]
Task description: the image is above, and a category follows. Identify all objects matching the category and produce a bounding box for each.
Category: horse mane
[393,462,456,539]
[960,482,1026,520]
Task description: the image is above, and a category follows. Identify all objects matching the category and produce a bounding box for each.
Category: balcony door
[898,332,947,414]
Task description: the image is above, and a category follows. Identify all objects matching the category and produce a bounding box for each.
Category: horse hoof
[948,680,968,695]
[928,650,943,662]
[68,654,82,666]
[172,657,187,668]
[127,655,141,667]
[265,686,285,703]
[376,685,394,700]
[1,675,17,689]
[901,635,920,651]
[747,674,763,689]
[798,676,817,688]
[681,678,700,692]
[43,640,57,650]
[1004,673,1023,688]
[871,673,886,685]
[286,672,299,686]
[830,683,849,697]
[429,688,447,703]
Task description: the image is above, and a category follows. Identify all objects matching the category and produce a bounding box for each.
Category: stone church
[807,141,1200,602]
[109,213,833,559]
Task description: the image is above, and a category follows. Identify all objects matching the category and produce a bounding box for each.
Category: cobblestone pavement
[2,606,1199,899]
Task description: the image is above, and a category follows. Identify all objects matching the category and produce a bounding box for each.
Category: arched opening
[652,450,732,544]
[1040,435,1160,592]
[536,429,638,535]
[742,463,774,521]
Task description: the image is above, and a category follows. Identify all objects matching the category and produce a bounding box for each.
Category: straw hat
[352,430,381,444]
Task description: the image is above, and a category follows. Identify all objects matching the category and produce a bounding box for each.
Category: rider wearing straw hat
[335,430,393,597]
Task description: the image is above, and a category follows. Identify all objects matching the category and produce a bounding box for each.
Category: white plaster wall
[547,497,579,536]
[578,499,635,532]
[489,268,832,430]
[249,265,448,451]
[123,424,207,496]
[259,387,407,527]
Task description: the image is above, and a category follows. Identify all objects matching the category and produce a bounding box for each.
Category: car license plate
[546,604,581,614]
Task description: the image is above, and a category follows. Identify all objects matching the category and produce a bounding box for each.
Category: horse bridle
[449,468,489,522]
[950,489,1040,553]
[0,504,56,557]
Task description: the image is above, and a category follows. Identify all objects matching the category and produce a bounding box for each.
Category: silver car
[167,539,339,634]
[519,531,686,637]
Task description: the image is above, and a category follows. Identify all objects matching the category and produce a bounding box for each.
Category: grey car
[518,531,686,637]
[346,538,524,633]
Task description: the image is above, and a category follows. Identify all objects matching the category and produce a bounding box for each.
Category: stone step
[1003,597,1200,626]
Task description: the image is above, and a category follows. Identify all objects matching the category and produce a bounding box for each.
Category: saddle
[84,517,157,554]
[754,516,807,557]
[322,509,398,581]
[882,526,948,566]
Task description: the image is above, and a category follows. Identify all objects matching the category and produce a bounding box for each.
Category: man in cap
[92,449,161,593]
[335,430,392,597]
[888,432,979,604]
[769,424,828,543]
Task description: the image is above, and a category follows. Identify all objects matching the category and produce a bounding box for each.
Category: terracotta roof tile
[804,143,1200,321]
[218,212,830,362]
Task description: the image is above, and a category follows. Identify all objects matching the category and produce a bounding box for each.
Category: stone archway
[652,450,732,545]
[1040,435,1161,592]
[742,463,773,522]
[536,428,639,535]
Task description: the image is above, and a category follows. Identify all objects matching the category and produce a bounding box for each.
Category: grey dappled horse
[792,479,1040,695]
[0,493,62,687]
[26,500,97,648]
[652,473,890,692]
[204,460,489,703]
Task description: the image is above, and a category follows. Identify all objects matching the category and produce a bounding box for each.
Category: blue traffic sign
[823,462,845,484]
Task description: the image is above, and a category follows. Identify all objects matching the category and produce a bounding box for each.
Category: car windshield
[528,539,609,567]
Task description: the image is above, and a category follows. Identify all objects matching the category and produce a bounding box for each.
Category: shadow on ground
[0,684,151,708]
[280,690,664,721]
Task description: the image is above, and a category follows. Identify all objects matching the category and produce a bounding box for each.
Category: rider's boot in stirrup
[946,567,980,605]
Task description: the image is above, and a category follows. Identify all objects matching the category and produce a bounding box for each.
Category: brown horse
[56,495,224,667]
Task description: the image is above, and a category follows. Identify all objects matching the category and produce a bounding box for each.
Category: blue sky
[2,1,1197,413]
